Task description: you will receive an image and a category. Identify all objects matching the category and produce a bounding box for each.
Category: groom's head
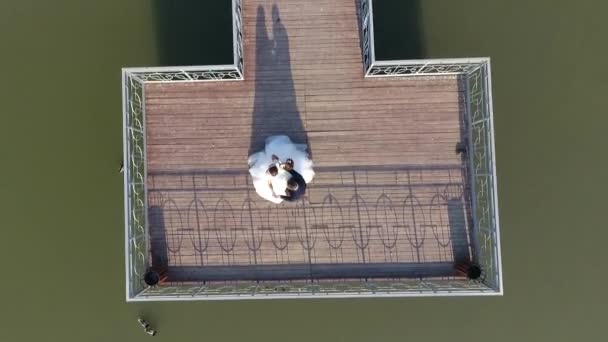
[287,179,299,191]
[283,158,294,171]
[268,165,279,176]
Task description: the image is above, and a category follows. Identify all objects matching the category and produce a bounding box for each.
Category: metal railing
[367,60,481,77]
[466,62,502,291]
[357,0,502,294]
[122,0,245,300]
[128,66,242,83]
[124,0,244,84]
[122,73,148,299]
[233,0,244,76]
[356,59,502,293]
[137,278,494,301]
[359,0,374,73]
[122,0,502,301]
[359,1,485,77]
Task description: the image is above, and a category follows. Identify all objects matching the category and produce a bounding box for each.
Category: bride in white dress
[248,135,315,203]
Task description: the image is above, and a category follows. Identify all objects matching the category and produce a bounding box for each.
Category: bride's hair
[287,179,299,191]
[267,165,279,176]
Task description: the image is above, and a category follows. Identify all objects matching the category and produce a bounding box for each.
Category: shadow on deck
[169,262,457,282]
[249,5,310,155]
[147,164,475,282]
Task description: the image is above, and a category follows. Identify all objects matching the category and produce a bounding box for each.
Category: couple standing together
[248,135,315,204]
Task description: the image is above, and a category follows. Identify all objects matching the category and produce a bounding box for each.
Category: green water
[1,0,606,340]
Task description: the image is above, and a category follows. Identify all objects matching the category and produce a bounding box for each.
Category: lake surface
[1,0,605,341]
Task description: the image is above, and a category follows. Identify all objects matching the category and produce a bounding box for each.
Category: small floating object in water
[138,318,157,336]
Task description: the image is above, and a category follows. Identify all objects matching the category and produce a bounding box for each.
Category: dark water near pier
[0,0,605,340]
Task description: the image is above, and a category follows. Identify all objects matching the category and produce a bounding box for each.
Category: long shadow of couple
[249,5,310,157]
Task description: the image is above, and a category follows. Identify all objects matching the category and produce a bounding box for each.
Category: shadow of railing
[148,206,168,270]
[457,74,478,264]
[169,262,456,282]
[146,164,474,282]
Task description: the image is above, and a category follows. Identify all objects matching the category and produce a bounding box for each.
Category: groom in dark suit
[279,159,306,202]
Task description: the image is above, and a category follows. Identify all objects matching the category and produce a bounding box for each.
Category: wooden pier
[143,0,473,281]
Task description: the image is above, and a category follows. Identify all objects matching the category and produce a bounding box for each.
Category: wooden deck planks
[144,0,472,277]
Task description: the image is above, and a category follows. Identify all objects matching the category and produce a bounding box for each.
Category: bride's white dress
[248,135,315,203]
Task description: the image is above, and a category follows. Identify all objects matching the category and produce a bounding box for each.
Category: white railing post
[232,0,244,78]
[123,71,150,300]
[359,0,374,75]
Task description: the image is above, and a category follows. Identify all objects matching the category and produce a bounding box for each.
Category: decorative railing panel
[123,74,148,298]
[137,278,493,300]
[466,63,501,290]
[233,0,244,77]
[359,0,373,74]
[367,62,479,77]
[131,68,242,82]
